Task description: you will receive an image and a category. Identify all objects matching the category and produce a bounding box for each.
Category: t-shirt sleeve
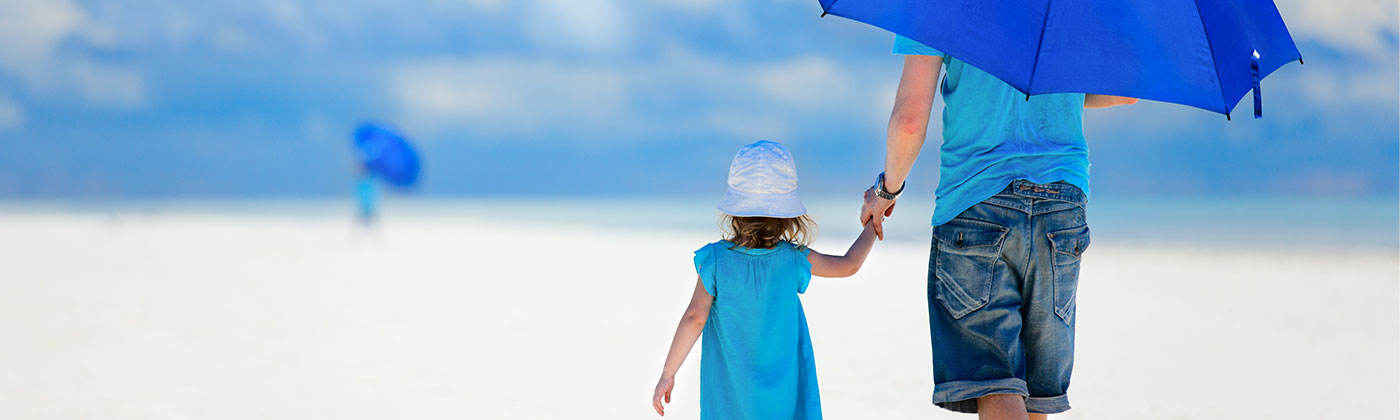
[892,35,946,57]
[794,245,813,294]
[693,243,718,297]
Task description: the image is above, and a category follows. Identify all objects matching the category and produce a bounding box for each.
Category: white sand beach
[0,209,1395,419]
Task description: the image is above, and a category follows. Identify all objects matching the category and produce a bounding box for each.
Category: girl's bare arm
[652,277,713,416]
[807,221,878,278]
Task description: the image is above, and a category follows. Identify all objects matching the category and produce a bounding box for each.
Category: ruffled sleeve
[693,243,718,296]
[793,244,813,294]
[893,35,947,57]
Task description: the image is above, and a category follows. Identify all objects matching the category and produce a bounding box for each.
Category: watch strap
[875,172,904,200]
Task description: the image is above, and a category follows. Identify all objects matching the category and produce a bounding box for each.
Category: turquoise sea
[4,194,1396,248]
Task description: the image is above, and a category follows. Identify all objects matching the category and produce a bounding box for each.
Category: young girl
[651,140,877,419]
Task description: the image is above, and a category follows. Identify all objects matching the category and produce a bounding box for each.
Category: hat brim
[717,188,806,218]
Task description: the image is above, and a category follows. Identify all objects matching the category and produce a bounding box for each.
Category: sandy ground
[0,212,1395,420]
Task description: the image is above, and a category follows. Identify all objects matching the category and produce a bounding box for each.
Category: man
[859,36,1136,420]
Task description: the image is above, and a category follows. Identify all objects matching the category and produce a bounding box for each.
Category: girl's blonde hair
[720,214,816,249]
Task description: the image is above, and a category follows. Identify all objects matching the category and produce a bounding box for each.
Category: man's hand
[652,375,674,416]
[860,188,896,240]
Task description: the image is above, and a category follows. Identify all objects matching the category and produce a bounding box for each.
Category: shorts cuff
[1026,394,1071,414]
[932,377,1028,414]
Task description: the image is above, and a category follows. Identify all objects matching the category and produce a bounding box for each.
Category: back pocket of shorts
[931,219,1007,319]
[1047,225,1090,325]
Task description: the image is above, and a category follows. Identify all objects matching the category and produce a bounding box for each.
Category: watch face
[875,173,896,198]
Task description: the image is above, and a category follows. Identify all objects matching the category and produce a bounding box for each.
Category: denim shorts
[926,179,1089,414]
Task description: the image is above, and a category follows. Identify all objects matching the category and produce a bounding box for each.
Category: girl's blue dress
[694,240,820,420]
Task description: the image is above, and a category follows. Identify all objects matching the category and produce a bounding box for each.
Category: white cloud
[211,25,252,52]
[522,0,631,54]
[0,0,86,71]
[70,62,147,108]
[1299,64,1399,106]
[391,58,629,137]
[655,0,721,11]
[263,0,306,25]
[751,57,857,110]
[389,50,885,142]
[1277,0,1399,62]
[80,22,121,49]
[0,96,26,130]
[0,0,147,109]
[646,46,880,109]
[302,112,335,142]
[700,109,793,139]
[462,0,506,8]
[259,0,327,50]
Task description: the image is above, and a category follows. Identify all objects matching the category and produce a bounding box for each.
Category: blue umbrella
[353,123,421,187]
[819,0,1301,119]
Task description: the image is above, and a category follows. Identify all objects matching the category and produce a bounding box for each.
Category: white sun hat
[716,140,807,218]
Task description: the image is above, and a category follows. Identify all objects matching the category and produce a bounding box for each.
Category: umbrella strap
[1251,54,1262,119]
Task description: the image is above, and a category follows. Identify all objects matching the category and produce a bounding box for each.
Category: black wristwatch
[874,172,904,200]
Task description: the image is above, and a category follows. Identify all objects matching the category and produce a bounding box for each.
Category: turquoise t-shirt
[893,36,1090,226]
[693,240,820,420]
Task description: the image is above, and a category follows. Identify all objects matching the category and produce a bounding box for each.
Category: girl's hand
[652,376,674,416]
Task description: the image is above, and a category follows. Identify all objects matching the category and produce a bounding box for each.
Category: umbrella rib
[1024,0,1055,95]
[1192,0,1230,114]
[821,0,838,17]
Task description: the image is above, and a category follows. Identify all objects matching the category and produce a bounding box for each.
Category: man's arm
[861,54,943,240]
[1085,94,1138,108]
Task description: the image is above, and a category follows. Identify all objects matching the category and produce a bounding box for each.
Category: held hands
[860,187,896,240]
[652,375,674,416]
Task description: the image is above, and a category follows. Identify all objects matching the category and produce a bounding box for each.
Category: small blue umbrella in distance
[819,0,1302,119]
[353,123,421,187]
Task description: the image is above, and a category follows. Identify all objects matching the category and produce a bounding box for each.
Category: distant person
[859,37,1137,419]
[651,141,877,419]
[354,168,378,226]
[351,123,421,228]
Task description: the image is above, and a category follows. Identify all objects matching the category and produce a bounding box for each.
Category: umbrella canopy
[819,0,1301,118]
[353,123,421,187]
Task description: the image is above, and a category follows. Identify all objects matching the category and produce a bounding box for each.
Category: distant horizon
[1,194,1394,248]
[1,190,1398,200]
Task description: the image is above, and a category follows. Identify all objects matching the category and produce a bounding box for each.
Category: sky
[0,0,1395,198]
